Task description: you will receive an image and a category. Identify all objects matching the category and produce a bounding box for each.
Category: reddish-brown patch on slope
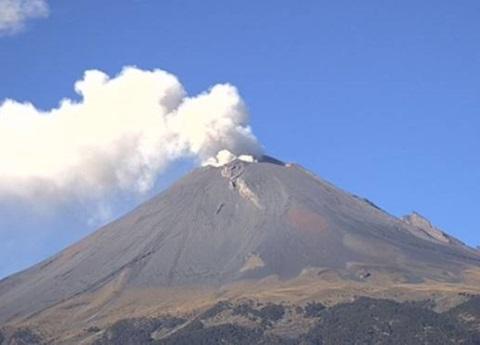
[287,208,329,234]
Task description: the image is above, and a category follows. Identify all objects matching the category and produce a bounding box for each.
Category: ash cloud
[0,67,263,202]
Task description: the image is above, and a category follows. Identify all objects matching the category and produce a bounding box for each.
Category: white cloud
[0,67,263,202]
[0,0,49,35]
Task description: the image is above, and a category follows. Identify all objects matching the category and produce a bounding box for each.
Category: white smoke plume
[0,67,263,202]
[203,149,257,167]
[0,0,49,35]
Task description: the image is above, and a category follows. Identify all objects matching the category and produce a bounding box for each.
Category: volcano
[1,157,480,345]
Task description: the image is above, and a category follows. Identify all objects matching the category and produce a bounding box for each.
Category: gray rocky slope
[0,157,479,326]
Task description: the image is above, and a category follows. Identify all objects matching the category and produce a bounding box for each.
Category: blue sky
[0,0,479,278]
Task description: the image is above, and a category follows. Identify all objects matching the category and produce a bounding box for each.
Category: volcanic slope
[0,156,479,341]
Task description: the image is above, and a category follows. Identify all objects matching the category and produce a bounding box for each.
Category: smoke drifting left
[0,67,262,202]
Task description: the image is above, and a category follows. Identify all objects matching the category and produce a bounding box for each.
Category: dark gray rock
[93,317,185,345]
[231,302,285,326]
[155,323,294,345]
[447,295,480,333]
[303,297,480,345]
[83,297,480,345]
[6,329,44,345]
[303,302,326,318]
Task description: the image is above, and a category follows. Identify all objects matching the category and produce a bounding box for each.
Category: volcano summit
[1,156,480,344]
